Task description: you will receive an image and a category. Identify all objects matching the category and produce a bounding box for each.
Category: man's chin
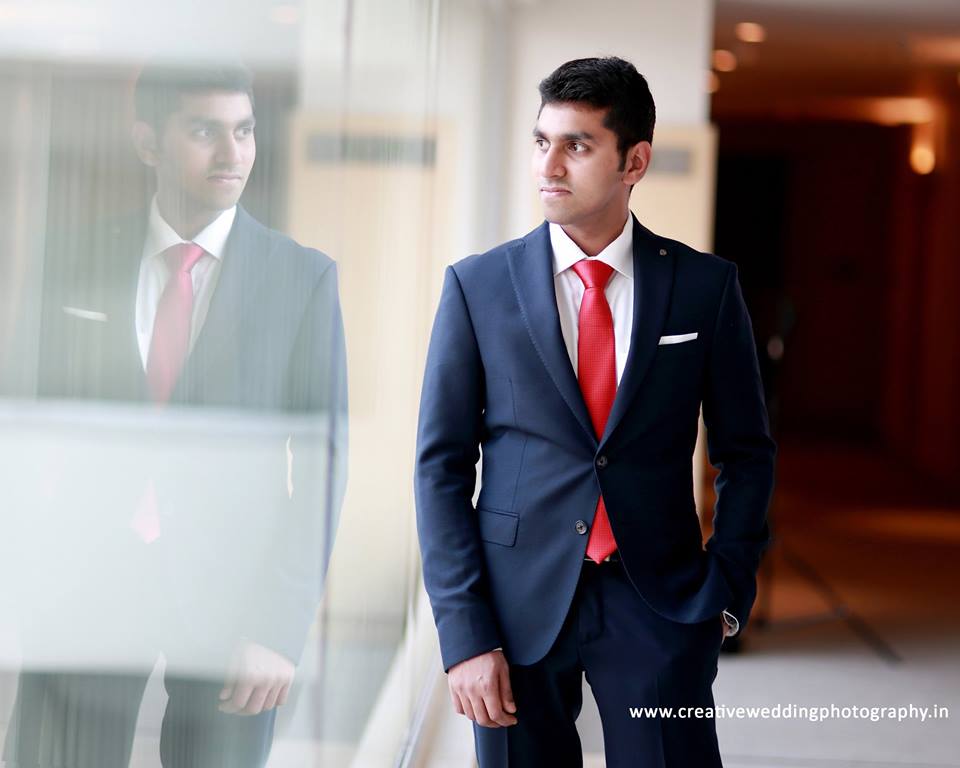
[540,202,575,225]
[201,192,244,212]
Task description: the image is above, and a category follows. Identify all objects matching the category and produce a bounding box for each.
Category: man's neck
[559,209,630,258]
[155,195,224,241]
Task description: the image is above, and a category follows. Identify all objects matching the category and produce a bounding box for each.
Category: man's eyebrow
[532,127,595,142]
[185,116,256,129]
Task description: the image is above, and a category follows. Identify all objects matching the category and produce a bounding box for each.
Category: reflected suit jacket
[415,216,775,671]
[34,205,348,664]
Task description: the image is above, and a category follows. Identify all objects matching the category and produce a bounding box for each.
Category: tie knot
[163,243,206,274]
[572,259,614,290]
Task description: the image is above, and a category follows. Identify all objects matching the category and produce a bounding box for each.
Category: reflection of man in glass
[4,63,347,767]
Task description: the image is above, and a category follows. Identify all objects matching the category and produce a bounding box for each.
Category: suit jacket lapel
[507,222,596,443]
[599,217,674,447]
[175,206,269,399]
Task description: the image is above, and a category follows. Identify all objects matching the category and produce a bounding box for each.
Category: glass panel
[0,0,467,763]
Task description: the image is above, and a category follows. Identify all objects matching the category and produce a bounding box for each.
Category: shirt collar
[143,197,237,262]
[550,214,634,280]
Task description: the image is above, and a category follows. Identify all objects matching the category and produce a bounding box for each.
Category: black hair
[538,56,655,168]
[134,61,255,132]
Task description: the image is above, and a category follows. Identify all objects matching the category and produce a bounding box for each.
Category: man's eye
[570,142,586,152]
[237,126,254,138]
[535,138,547,149]
[193,128,214,139]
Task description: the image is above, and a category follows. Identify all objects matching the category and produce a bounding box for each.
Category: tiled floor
[579,439,960,767]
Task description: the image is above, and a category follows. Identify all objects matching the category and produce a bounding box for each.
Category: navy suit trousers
[4,670,276,768]
[474,559,724,768]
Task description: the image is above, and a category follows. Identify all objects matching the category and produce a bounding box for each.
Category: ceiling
[712,0,960,118]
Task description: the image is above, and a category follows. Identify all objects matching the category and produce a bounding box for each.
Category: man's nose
[216,135,243,165]
[539,145,565,179]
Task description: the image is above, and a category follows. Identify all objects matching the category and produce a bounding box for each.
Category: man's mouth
[208,173,243,183]
[540,186,571,197]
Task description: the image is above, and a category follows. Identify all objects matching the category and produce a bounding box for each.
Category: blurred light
[857,510,960,544]
[910,122,936,175]
[749,97,938,126]
[735,22,766,43]
[910,146,935,175]
[767,335,784,361]
[713,49,737,73]
[706,71,720,94]
[908,35,960,64]
[863,97,936,126]
[269,4,300,25]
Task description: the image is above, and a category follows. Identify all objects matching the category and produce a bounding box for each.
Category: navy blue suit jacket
[415,216,775,671]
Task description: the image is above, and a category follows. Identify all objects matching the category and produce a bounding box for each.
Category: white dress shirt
[135,199,236,370]
[551,215,634,384]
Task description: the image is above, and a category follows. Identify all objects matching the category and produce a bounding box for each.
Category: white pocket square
[62,306,108,322]
[658,332,698,345]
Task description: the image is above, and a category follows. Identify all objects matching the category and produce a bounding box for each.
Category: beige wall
[286,114,457,623]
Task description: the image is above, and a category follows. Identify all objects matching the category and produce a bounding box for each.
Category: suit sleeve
[246,257,348,664]
[415,266,501,672]
[702,262,776,633]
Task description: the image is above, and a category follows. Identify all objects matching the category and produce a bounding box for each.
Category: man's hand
[448,649,517,728]
[219,641,295,716]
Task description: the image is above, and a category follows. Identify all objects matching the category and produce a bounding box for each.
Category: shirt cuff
[721,609,740,637]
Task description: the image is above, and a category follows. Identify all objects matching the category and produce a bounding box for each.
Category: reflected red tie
[146,243,205,403]
[572,259,618,563]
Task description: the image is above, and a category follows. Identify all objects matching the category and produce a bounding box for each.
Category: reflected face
[152,90,256,215]
[531,102,629,228]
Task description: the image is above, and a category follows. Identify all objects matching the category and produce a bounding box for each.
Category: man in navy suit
[415,57,775,766]
[4,62,347,767]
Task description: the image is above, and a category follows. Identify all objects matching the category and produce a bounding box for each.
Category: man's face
[146,90,256,215]
[531,102,635,229]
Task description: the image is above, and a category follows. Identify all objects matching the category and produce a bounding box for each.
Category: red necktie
[572,259,618,563]
[146,243,205,403]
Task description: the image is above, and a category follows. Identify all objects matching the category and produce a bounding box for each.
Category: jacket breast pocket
[477,507,519,547]
[651,336,704,378]
[655,337,701,359]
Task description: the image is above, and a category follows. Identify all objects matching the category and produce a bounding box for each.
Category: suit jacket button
[596,455,608,468]
[575,520,588,535]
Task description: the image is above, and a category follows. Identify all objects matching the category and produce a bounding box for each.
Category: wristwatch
[721,610,740,637]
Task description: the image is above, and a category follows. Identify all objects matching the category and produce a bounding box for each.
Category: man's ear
[132,120,160,167]
[622,141,652,186]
